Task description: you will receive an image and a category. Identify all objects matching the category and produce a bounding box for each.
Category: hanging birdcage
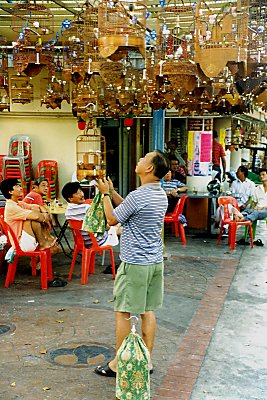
[62,14,85,83]
[11,1,54,35]
[10,75,34,104]
[76,128,106,182]
[11,1,54,77]
[195,0,249,78]
[40,75,70,110]
[98,0,146,61]
[0,35,10,111]
[72,80,98,119]
[83,2,103,75]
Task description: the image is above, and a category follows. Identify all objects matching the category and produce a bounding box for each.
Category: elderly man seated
[231,166,255,211]
[23,178,49,206]
[162,170,188,213]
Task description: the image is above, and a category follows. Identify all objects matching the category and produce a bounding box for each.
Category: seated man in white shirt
[231,165,255,211]
[233,168,267,223]
[62,182,119,247]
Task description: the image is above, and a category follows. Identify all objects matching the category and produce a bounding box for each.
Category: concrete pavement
[0,221,266,400]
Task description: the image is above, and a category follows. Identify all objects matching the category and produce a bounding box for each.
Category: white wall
[0,115,79,196]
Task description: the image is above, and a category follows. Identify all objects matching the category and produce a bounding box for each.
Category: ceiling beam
[49,0,78,15]
[0,6,12,14]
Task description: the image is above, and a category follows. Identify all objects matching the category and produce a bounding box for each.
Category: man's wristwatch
[103,193,110,197]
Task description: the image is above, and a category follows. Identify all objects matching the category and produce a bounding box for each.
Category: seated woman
[162,170,188,213]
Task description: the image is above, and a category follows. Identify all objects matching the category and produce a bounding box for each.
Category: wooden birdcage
[11,1,54,35]
[0,35,9,111]
[76,129,106,182]
[72,80,98,119]
[62,15,85,83]
[195,0,249,78]
[10,75,34,104]
[40,75,70,109]
[83,2,104,75]
[247,0,267,65]
[98,0,146,61]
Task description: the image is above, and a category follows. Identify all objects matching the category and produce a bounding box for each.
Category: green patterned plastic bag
[81,193,106,235]
[116,324,150,400]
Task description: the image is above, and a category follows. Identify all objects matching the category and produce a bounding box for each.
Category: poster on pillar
[187,131,212,176]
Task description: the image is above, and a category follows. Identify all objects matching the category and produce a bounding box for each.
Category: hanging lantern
[124,116,134,130]
[78,118,87,130]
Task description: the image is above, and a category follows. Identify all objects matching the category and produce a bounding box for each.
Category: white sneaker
[104,226,119,246]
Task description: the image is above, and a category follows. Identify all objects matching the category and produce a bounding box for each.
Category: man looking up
[212,130,226,181]
[1,178,57,252]
[95,150,169,377]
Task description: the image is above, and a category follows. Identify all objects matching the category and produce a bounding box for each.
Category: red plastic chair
[164,194,188,245]
[67,219,116,284]
[217,196,254,250]
[0,215,53,290]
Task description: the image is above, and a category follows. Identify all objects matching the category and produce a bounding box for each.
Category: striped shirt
[113,182,168,264]
[65,203,108,247]
[162,179,186,192]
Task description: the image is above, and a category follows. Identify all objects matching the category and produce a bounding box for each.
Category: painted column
[152,109,165,151]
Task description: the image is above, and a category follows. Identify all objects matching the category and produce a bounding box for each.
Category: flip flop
[254,239,264,247]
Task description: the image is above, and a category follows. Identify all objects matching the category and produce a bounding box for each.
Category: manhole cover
[46,342,115,368]
[0,323,16,336]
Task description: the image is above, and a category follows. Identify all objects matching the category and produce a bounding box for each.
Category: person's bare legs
[23,220,56,250]
[141,311,156,370]
[108,311,131,372]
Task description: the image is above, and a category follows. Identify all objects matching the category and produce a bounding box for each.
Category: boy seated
[62,182,120,247]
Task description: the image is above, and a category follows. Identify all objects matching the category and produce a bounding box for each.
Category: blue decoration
[146,9,150,19]
[146,34,151,45]
[159,0,165,7]
[258,25,264,34]
[150,29,156,40]
[132,15,137,24]
[62,18,71,29]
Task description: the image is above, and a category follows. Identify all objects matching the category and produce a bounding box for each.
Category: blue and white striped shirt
[113,182,168,264]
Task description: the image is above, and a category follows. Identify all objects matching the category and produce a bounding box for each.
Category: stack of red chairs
[0,154,6,182]
[35,160,58,199]
[2,135,32,196]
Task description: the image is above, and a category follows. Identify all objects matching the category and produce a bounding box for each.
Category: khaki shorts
[19,231,38,252]
[113,261,164,314]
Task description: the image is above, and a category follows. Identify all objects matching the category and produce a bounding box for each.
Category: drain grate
[46,342,115,368]
[0,323,16,336]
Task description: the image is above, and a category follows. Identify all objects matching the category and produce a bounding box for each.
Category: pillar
[152,109,165,151]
